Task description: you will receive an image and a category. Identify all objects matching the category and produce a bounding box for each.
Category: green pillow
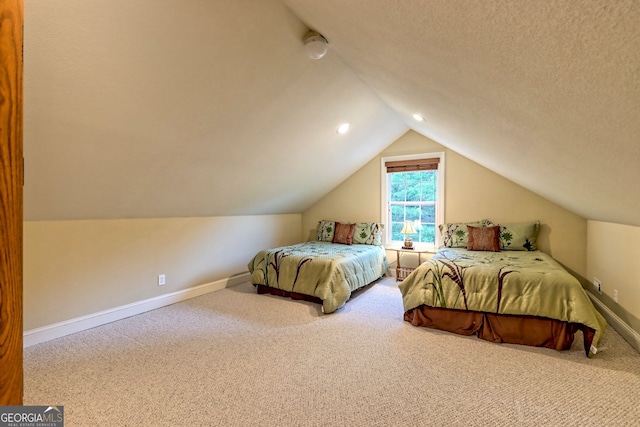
[352,222,384,245]
[317,220,335,242]
[439,220,491,248]
[494,221,540,251]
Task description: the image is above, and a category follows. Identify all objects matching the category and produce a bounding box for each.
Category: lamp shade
[400,221,417,235]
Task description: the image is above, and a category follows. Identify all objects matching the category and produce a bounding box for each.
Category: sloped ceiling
[24,0,640,227]
[23,0,407,220]
[285,0,640,227]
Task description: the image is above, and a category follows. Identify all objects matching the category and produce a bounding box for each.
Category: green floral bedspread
[398,248,606,352]
[248,241,388,313]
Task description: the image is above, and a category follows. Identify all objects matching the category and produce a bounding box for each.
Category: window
[381,153,444,250]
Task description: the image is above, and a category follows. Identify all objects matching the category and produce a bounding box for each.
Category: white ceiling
[24,0,640,226]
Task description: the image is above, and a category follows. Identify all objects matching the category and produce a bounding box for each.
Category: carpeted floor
[24,278,640,426]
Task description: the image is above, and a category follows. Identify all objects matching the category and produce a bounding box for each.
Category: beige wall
[303,130,587,276]
[587,221,640,331]
[24,214,301,330]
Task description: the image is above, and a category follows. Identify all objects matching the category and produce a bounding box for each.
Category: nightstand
[388,246,434,281]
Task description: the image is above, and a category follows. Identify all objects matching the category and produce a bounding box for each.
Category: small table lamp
[401,221,417,249]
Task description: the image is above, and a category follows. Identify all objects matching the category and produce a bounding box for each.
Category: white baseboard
[24,272,250,347]
[587,291,640,353]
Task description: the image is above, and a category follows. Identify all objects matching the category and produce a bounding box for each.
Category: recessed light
[412,113,425,122]
[337,122,350,134]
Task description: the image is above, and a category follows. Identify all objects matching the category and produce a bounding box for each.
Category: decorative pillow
[373,230,383,246]
[467,225,501,252]
[439,220,491,248]
[317,220,336,242]
[332,222,355,245]
[493,221,540,251]
[352,222,384,245]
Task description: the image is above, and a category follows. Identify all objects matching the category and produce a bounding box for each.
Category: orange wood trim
[0,0,24,405]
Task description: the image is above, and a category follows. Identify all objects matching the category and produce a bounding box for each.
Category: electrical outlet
[158,274,166,286]
[593,277,602,295]
[613,289,619,303]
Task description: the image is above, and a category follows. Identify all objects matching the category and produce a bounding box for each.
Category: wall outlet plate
[158,274,166,286]
[593,277,602,295]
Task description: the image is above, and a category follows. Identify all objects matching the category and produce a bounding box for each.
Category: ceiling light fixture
[412,113,425,122]
[337,123,350,134]
[304,30,329,60]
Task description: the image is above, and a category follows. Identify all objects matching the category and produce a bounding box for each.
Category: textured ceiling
[24,0,640,226]
[284,0,640,226]
[23,0,406,220]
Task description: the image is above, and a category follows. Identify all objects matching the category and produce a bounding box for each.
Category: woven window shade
[385,158,439,173]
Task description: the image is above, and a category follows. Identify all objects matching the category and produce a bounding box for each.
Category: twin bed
[248,221,388,314]
[249,219,606,357]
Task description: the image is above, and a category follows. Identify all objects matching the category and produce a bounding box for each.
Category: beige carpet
[24,278,640,426]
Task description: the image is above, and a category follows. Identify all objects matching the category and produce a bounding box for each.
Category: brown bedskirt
[255,284,324,304]
[255,280,379,307]
[405,305,596,357]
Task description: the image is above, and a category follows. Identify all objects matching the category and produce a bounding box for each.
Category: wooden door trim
[0,0,24,405]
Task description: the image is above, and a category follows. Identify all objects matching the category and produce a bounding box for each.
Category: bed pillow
[373,230,383,246]
[352,222,384,245]
[494,221,540,251]
[439,220,491,248]
[467,225,501,252]
[317,220,336,242]
[332,222,355,245]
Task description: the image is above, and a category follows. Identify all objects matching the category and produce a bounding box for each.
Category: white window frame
[380,152,445,251]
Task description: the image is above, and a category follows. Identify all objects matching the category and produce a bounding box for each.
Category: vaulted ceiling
[24,0,640,226]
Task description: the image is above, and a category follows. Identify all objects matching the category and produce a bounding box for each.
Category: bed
[248,221,388,313]
[398,221,607,357]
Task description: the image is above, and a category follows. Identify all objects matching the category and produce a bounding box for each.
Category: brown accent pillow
[332,222,355,245]
[467,225,501,252]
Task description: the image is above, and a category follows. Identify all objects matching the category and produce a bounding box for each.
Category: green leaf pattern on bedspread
[398,248,607,351]
[248,241,388,313]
